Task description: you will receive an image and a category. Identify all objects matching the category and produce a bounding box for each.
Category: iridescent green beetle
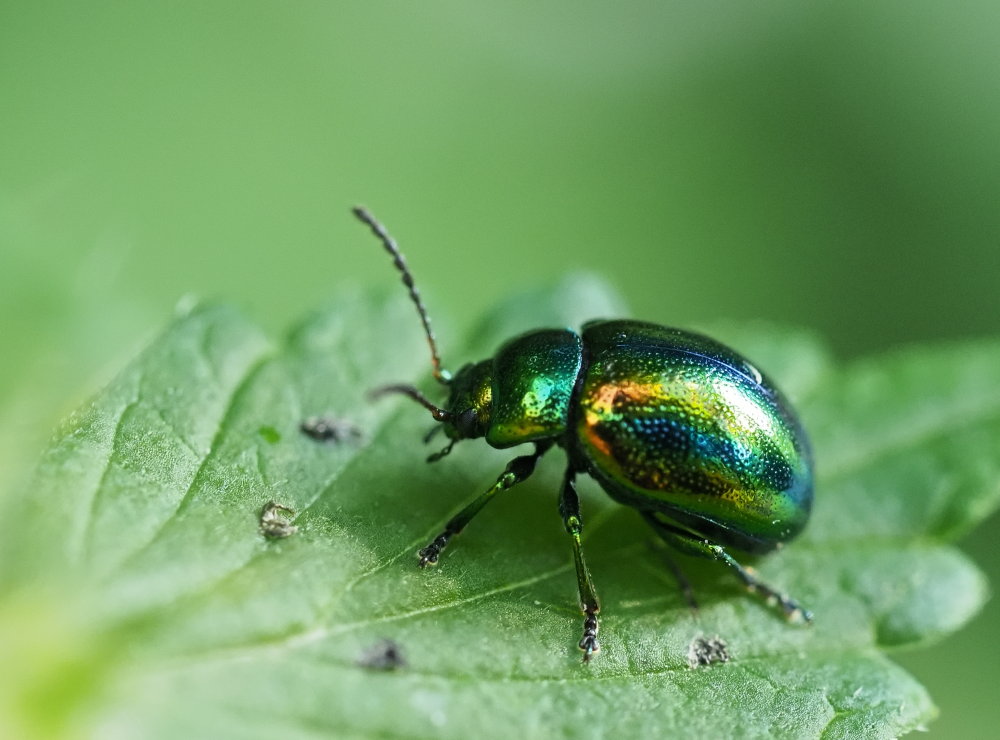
[354,207,813,661]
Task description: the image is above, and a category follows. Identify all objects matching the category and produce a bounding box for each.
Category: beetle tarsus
[426,440,456,463]
[720,549,813,623]
[579,611,600,662]
[783,599,814,625]
[418,534,450,567]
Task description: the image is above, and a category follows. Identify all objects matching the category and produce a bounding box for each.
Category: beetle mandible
[354,206,813,661]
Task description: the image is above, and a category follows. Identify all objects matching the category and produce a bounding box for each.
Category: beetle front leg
[642,513,812,623]
[418,442,552,567]
[559,470,601,662]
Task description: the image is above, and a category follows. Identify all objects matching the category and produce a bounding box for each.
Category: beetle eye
[455,408,478,437]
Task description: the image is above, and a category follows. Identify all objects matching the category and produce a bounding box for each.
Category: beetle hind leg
[707,543,812,623]
[642,513,812,624]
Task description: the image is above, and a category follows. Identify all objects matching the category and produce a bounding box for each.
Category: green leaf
[1,276,997,739]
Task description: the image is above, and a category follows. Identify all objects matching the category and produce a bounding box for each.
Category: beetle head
[440,360,493,441]
[369,360,493,462]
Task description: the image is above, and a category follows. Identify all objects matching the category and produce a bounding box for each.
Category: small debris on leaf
[259,500,298,539]
[300,415,362,443]
[357,638,407,671]
[687,635,730,669]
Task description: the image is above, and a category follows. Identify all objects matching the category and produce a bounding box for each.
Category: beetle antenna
[369,384,452,423]
[353,206,452,385]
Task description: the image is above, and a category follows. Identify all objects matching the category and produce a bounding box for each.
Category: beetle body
[442,320,812,555]
[354,207,813,661]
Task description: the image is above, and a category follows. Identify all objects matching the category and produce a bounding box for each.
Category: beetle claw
[580,637,600,662]
[417,547,439,567]
[788,604,814,625]
[417,535,448,567]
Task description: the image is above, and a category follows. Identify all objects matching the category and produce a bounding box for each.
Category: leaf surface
[2,276,997,739]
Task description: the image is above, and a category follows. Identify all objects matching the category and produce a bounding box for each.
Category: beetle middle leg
[417,441,552,567]
[648,538,699,613]
[558,469,602,662]
[642,513,812,623]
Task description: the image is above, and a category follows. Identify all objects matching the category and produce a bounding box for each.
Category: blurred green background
[1,2,997,735]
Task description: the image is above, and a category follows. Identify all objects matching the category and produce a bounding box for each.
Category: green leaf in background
[0,277,996,739]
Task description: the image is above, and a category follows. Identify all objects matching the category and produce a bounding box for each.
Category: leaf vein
[107,351,275,575]
[77,390,141,565]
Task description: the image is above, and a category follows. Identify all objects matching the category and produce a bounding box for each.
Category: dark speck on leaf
[300,415,362,443]
[259,501,298,539]
[687,635,730,669]
[357,639,407,671]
